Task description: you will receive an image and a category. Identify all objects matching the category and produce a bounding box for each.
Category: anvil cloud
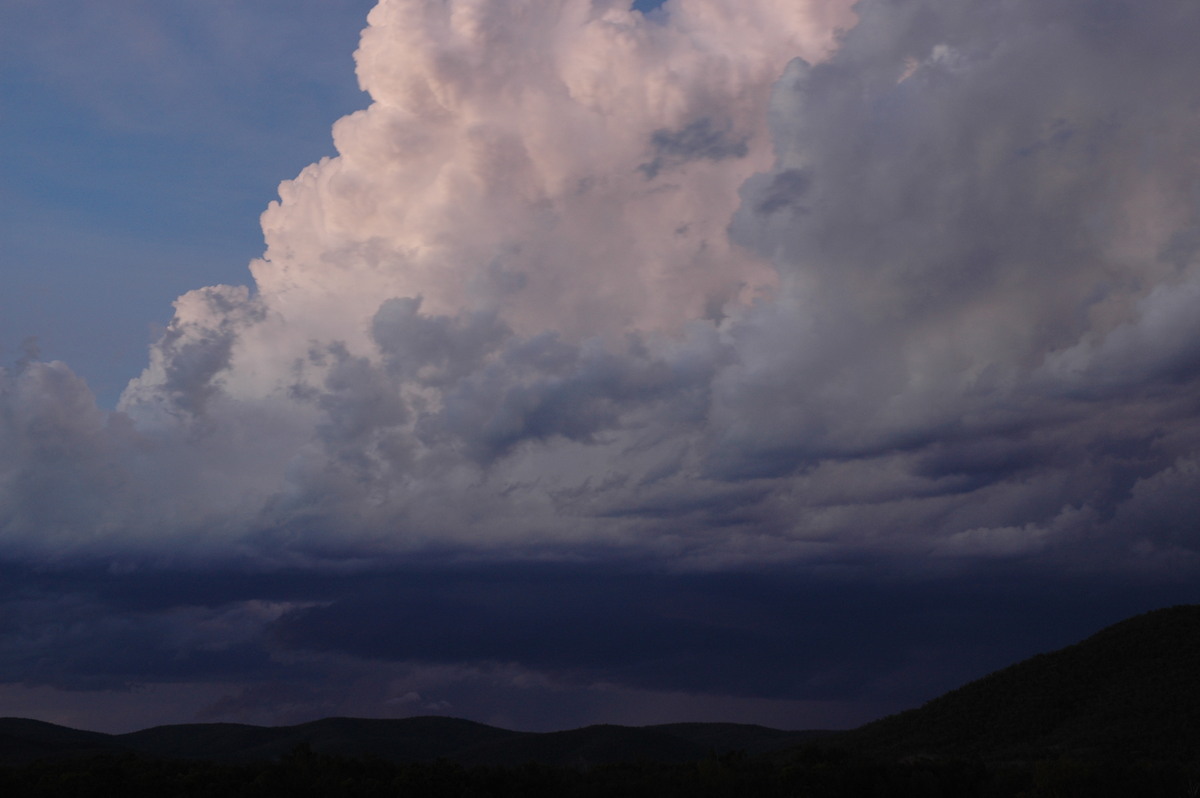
[1,0,1199,731]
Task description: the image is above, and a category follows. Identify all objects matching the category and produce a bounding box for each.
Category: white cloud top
[4,0,1200,575]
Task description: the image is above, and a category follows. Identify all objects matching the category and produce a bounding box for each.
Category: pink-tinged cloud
[4,0,1200,736]
[3,0,1199,577]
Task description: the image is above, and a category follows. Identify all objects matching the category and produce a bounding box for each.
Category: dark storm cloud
[431,333,710,463]
[640,117,750,179]
[0,359,131,557]
[371,297,509,387]
[9,0,1197,570]
[0,558,1191,718]
[753,168,812,215]
[0,540,1194,730]
[150,287,266,419]
[708,0,1200,563]
[3,0,1200,733]
[0,587,274,690]
[7,560,1187,711]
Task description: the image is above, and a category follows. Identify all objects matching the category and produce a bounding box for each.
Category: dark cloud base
[2,557,1194,731]
[3,0,1200,734]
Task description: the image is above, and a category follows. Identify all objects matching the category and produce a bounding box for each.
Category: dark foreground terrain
[2,605,1198,796]
[1,738,1196,797]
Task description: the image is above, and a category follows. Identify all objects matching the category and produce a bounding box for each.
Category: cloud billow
[4,0,1200,566]
[2,0,1200,730]
[719,0,1200,559]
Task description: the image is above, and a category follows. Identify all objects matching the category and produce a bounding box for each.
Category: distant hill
[0,717,125,763]
[115,716,522,764]
[836,604,1200,762]
[0,715,824,767]
[2,604,1197,769]
[648,723,832,756]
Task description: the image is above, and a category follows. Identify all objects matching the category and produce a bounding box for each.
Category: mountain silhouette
[0,715,824,767]
[0,717,122,762]
[837,604,1200,762]
[0,604,1196,767]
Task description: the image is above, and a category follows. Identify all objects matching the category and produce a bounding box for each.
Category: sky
[1,0,1199,735]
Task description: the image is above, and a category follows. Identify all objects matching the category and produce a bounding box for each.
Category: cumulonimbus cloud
[4,0,1200,574]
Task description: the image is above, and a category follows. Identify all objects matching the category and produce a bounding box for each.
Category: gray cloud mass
[2,0,1199,731]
